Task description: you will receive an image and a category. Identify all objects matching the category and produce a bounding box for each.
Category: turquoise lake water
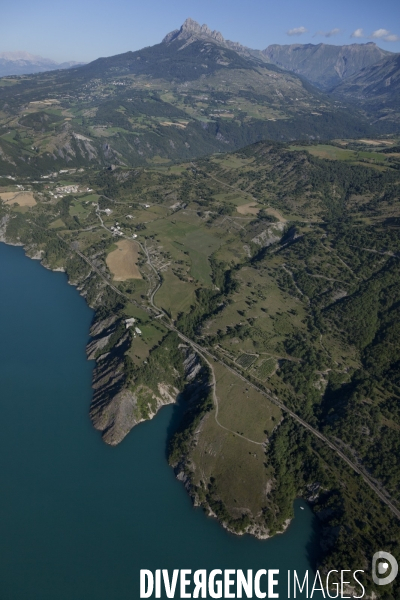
[0,242,322,599]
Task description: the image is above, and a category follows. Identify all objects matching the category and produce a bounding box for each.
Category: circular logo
[372,551,398,586]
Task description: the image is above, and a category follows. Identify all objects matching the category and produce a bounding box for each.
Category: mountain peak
[162,18,225,45]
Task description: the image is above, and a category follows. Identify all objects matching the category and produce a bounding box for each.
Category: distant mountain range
[0,18,399,176]
[0,51,85,77]
[1,21,398,101]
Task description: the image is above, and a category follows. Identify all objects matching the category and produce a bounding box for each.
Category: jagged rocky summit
[162,17,251,55]
[163,17,226,45]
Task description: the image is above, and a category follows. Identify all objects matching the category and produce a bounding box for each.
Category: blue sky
[2,0,400,62]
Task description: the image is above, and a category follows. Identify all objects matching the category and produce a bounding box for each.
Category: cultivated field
[106,240,142,281]
[0,191,36,206]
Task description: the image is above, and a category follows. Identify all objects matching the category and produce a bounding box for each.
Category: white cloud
[371,29,399,42]
[351,28,364,38]
[350,27,399,42]
[371,28,391,39]
[316,28,341,38]
[287,26,308,36]
[384,34,400,42]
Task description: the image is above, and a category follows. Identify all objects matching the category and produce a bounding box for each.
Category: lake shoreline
[0,230,293,542]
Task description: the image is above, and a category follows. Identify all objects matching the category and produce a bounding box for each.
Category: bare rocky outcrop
[162,17,260,60]
[163,18,226,45]
[87,320,207,446]
[87,315,138,445]
[0,215,10,242]
[86,315,118,359]
[90,350,132,445]
[251,221,285,247]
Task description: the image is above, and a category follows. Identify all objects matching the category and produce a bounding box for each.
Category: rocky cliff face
[262,42,393,90]
[0,215,9,243]
[251,221,286,248]
[87,317,208,445]
[87,316,132,445]
[332,53,400,104]
[162,18,257,58]
[163,18,226,45]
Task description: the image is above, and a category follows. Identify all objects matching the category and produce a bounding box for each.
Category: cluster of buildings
[55,185,80,194]
[110,222,124,236]
[46,184,93,199]
[41,168,84,180]
[102,211,138,239]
